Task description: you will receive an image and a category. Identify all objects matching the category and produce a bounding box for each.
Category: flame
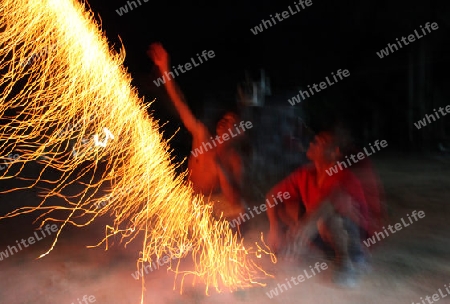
[0,0,274,302]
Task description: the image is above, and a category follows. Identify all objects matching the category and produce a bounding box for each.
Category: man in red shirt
[266,131,383,286]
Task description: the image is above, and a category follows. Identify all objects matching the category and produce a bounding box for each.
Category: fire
[0,0,274,302]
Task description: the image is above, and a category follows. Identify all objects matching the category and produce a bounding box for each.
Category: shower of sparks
[0,0,275,302]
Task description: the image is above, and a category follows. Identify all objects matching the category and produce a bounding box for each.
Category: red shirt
[270,164,370,232]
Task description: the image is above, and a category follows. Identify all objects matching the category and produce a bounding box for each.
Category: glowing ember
[0,0,274,302]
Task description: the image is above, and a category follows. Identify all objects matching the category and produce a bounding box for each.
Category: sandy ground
[1,153,450,304]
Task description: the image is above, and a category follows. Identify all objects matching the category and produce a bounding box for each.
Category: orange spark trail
[0,0,274,302]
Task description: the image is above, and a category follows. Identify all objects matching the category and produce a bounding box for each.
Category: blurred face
[306,133,340,163]
[216,112,238,136]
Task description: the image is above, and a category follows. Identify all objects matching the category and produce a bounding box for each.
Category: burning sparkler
[0,0,274,302]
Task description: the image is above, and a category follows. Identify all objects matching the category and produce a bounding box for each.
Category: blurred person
[265,130,385,287]
[333,124,388,237]
[342,148,387,238]
[147,43,246,219]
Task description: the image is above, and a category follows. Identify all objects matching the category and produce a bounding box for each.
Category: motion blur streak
[0,0,274,302]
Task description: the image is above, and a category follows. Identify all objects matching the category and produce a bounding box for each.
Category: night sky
[85,0,449,150]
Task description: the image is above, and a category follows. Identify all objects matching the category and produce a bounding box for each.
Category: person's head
[215,112,239,136]
[306,131,342,165]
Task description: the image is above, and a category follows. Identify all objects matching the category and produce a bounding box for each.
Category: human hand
[147,43,169,70]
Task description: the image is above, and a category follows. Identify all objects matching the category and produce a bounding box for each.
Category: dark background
[1,3,450,303]
[84,0,450,152]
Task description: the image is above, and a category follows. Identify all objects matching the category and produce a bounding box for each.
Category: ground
[0,153,449,304]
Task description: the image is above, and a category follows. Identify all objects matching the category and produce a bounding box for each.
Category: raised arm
[147,43,200,134]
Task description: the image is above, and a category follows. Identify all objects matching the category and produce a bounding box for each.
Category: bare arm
[147,43,200,134]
